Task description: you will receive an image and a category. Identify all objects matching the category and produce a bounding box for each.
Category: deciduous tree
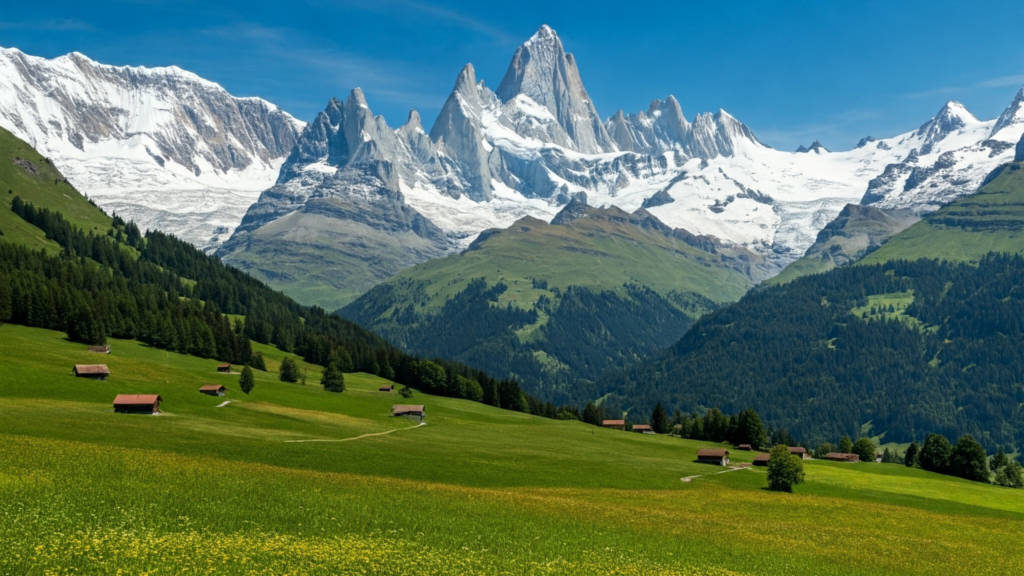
[767,444,805,492]
[950,434,989,482]
[920,433,953,474]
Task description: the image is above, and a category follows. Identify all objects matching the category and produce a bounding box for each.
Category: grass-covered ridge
[1,323,1023,575]
[862,161,1024,264]
[342,202,762,404]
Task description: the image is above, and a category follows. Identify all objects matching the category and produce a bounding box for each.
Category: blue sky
[2,0,1023,151]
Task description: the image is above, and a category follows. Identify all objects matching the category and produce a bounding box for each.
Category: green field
[1,323,1022,575]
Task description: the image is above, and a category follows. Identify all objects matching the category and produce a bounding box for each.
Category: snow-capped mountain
[859,98,1024,211]
[220,25,1024,308]
[0,46,303,251]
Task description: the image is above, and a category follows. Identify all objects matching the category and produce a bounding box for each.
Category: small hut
[788,446,809,459]
[217,363,231,373]
[113,394,162,414]
[392,404,425,422]
[753,453,771,466]
[697,448,730,466]
[823,452,860,462]
[74,364,109,380]
[87,345,111,354]
[378,385,394,392]
[601,419,626,430]
[631,424,654,434]
[737,444,753,451]
[199,384,227,396]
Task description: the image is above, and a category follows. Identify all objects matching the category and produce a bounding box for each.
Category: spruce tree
[582,402,601,426]
[992,448,1009,471]
[321,361,345,393]
[249,352,267,371]
[651,402,670,434]
[279,357,300,383]
[950,434,989,482]
[239,366,255,395]
[904,442,920,467]
[839,436,853,454]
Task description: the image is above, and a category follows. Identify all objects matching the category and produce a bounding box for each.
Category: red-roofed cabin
[737,444,753,450]
[823,452,860,462]
[217,363,231,373]
[753,453,771,466]
[199,385,227,397]
[601,419,626,430]
[113,394,162,414]
[74,364,109,380]
[632,424,654,434]
[697,448,730,466]
[379,385,394,392]
[789,446,809,459]
[392,405,425,422]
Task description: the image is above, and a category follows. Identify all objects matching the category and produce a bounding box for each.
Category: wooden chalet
[378,385,394,392]
[217,363,231,373]
[601,419,626,430]
[199,384,227,397]
[73,364,110,380]
[392,404,425,422]
[753,453,771,466]
[113,394,162,414]
[632,424,654,434]
[737,444,753,451]
[697,448,730,466]
[788,446,809,459]
[87,345,111,354]
[823,452,860,462]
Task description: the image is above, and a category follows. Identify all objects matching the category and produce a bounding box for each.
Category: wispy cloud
[906,73,1024,99]
[754,108,883,150]
[0,19,95,31]
[317,0,515,44]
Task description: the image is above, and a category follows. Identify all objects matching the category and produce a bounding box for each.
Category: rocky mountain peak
[918,100,976,145]
[797,140,828,154]
[495,25,615,153]
[992,87,1024,139]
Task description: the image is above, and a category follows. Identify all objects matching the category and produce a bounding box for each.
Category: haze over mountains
[1,26,1024,308]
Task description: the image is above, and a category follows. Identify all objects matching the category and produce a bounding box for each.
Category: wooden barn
[788,446,809,459]
[697,448,730,466]
[737,444,753,451]
[378,385,394,392]
[217,363,231,373]
[73,364,109,380]
[113,394,162,414]
[392,404,425,422]
[631,424,654,434]
[199,385,227,396]
[601,419,626,430]
[87,345,111,354]
[823,452,860,462]
[753,453,771,466]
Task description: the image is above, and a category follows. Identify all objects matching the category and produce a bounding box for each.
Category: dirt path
[215,400,231,408]
[681,465,751,482]
[283,422,426,443]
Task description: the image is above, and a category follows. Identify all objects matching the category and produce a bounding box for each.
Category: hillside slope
[0,126,111,250]
[342,200,763,403]
[861,158,1024,265]
[2,322,1023,575]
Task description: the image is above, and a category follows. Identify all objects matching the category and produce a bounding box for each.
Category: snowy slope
[0,46,304,251]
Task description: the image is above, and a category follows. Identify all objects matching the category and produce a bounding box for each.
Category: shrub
[995,462,1024,488]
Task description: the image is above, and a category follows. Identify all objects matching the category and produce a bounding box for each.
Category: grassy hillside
[0,126,111,251]
[862,161,1024,264]
[342,203,760,404]
[1,322,1022,575]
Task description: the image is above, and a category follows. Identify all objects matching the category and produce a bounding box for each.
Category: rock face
[1016,132,1024,162]
[0,46,303,251]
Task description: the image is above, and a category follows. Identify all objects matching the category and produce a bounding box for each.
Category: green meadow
[1,323,1023,575]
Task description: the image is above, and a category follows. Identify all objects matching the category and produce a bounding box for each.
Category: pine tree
[904,442,920,467]
[839,436,853,454]
[321,361,345,393]
[992,448,1009,471]
[279,357,300,383]
[249,351,267,371]
[651,402,670,434]
[239,366,255,395]
[582,402,601,426]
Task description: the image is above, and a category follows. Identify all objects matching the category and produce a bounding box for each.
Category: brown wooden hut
[74,364,109,380]
[113,394,162,414]
[601,419,626,430]
[753,453,771,466]
[632,424,654,434]
[378,385,394,392]
[697,448,730,466]
[87,345,111,354]
[199,385,227,396]
[217,363,231,373]
[823,452,860,462]
[737,444,753,450]
[789,446,809,459]
[392,405,425,422]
